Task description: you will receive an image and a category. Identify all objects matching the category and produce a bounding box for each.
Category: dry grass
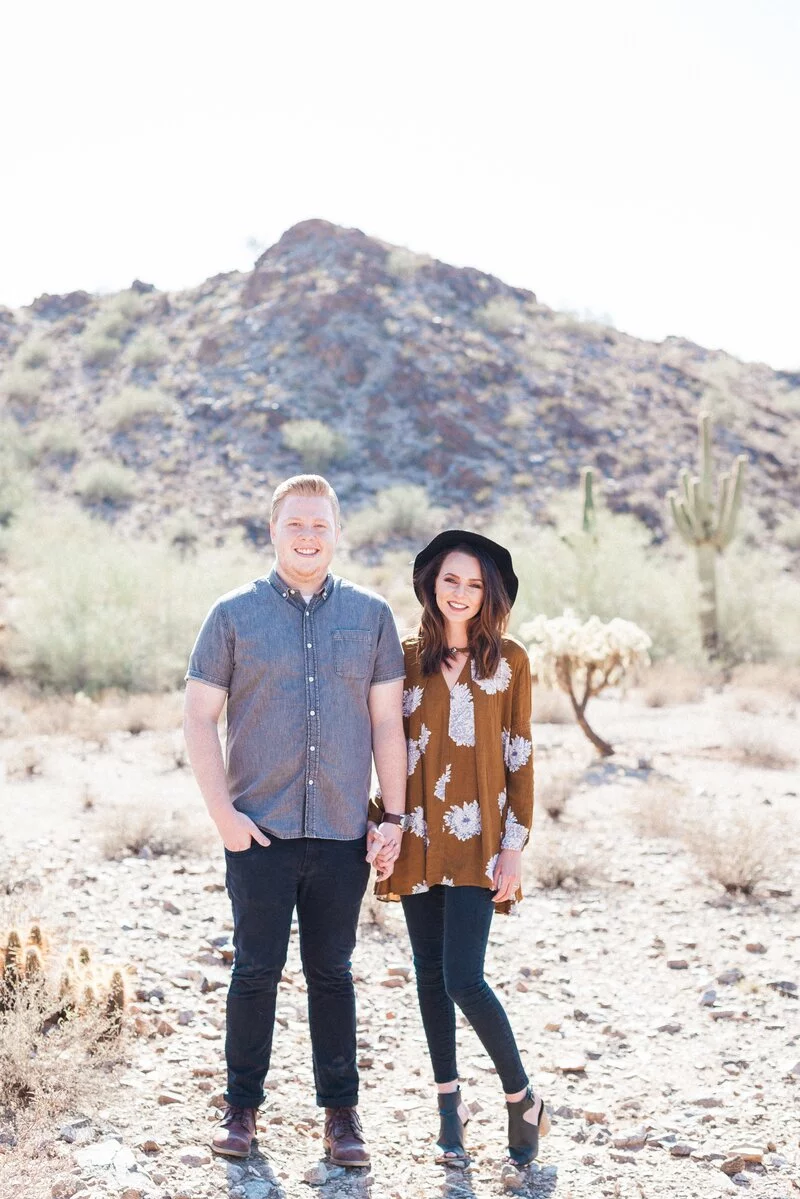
[683,809,786,896]
[727,728,796,771]
[627,781,687,840]
[537,770,581,821]
[98,803,212,860]
[640,661,707,708]
[0,686,182,741]
[0,922,127,1184]
[532,686,574,724]
[731,662,800,702]
[527,829,599,890]
[4,742,44,780]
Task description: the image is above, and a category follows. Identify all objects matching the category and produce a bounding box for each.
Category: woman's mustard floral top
[375,634,534,913]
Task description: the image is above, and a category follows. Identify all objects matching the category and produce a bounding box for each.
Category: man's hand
[215,809,271,853]
[366,820,403,880]
[492,848,522,904]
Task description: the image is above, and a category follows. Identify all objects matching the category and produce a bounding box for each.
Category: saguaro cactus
[668,412,746,658]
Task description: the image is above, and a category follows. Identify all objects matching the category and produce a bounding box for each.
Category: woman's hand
[492,849,522,904]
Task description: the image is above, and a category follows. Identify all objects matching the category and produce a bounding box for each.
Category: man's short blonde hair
[270,475,341,526]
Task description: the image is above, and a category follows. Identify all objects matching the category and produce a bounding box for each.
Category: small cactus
[77,946,92,968]
[27,923,45,949]
[24,945,44,983]
[580,466,596,535]
[1,929,24,1009]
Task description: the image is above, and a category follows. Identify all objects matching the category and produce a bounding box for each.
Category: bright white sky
[1,0,798,369]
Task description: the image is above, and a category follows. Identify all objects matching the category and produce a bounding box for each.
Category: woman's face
[435,551,484,627]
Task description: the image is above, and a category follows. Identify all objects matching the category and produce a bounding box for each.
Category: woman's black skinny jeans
[401,884,528,1094]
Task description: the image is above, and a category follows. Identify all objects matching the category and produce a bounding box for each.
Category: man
[184,475,406,1165]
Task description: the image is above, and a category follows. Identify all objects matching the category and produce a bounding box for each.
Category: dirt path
[1,686,799,1199]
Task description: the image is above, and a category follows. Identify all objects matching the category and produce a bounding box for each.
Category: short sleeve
[185,601,234,691]
[370,602,405,685]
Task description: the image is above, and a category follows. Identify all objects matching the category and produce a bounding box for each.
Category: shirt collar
[268,567,334,606]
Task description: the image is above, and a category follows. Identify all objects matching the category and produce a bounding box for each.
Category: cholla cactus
[521,610,652,756]
[1,929,24,1010]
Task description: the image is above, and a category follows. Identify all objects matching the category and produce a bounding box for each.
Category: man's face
[270,494,340,590]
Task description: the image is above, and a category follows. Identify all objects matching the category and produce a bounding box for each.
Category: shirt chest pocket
[332,630,374,679]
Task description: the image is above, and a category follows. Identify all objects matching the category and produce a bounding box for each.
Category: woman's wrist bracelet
[380,812,405,826]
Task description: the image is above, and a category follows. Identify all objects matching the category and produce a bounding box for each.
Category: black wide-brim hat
[413,529,519,606]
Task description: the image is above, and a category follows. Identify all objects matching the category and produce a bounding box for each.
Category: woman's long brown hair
[415,544,511,679]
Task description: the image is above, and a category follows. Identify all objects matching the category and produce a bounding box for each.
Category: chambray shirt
[185,568,405,840]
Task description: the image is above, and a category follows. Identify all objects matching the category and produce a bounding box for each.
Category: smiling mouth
[448,601,469,610]
[295,547,320,556]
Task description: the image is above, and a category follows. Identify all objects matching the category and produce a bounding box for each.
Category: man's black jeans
[223,834,370,1109]
[401,884,529,1094]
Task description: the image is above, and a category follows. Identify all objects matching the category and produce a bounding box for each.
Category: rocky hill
[1,219,798,545]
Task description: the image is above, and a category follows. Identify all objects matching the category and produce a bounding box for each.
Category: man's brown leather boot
[323,1106,370,1166]
[211,1104,257,1157]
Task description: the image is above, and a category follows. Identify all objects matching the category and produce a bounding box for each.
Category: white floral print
[443,800,482,841]
[403,685,424,716]
[471,656,512,695]
[485,853,499,882]
[411,881,429,894]
[441,876,455,886]
[407,723,431,776]
[502,728,532,773]
[434,765,452,802]
[407,806,428,842]
[501,808,529,851]
[497,787,507,812]
[448,683,475,747]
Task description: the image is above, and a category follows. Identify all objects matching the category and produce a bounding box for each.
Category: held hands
[366,820,403,881]
[216,809,270,853]
[492,848,522,904]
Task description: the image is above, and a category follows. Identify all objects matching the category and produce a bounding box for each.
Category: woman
[373,530,549,1167]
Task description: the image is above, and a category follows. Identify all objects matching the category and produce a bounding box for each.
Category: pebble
[584,1108,607,1124]
[179,1148,212,1166]
[690,1095,724,1108]
[381,976,405,988]
[729,1147,763,1163]
[243,1180,273,1199]
[303,1163,328,1185]
[156,1090,184,1104]
[657,1020,682,1034]
[51,1182,81,1199]
[612,1125,647,1150]
[500,1163,523,1190]
[700,988,717,1006]
[745,942,766,954]
[162,899,181,914]
[667,959,689,969]
[609,1152,636,1164]
[767,980,798,998]
[556,1055,587,1073]
[718,968,744,985]
[670,1142,696,1157]
[721,1156,746,1175]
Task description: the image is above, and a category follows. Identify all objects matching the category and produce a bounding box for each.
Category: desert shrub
[80,297,143,367]
[100,803,211,859]
[5,503,263,691]
[775,514,800,552]
[641,661,707,707]
[125,329,169,368]
[528,829,598,889]
[716,546,800,662]
[98,385,171,431]
[81,332,122,367]
[281,418,349,470]
[537,770,581,821]
[684,809,785,896]
[476,295,523,335]
[74,461,137,504]
[346,485,444,549]
[727,728,796,770]
[0,364,47,406]
[627,782,687,839]
[16,339,51,370]
[532,687,573,724]
[0,422,32,526]
[385,246,429,280]
[31,419,81,463]
[107,289,148,321]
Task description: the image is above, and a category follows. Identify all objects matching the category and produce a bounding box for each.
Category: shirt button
[282,592,288,598]
[310,710,315,716]
[307,643,312,648]
[310,746,315,751]
[308,675,314,681]
[290,589,295,594]
[309,779,314,786]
